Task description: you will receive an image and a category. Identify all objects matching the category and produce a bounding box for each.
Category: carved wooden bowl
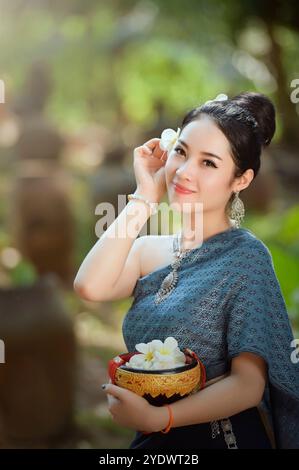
[108,348,206,406]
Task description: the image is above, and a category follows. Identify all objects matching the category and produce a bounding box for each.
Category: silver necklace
[154,231,191,305]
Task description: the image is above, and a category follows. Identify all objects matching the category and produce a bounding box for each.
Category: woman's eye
[174,147,217,168]
[174,146,185,156]
[203,159,217,168]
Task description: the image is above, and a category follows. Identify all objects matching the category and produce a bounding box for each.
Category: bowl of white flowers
[107,337,206,406]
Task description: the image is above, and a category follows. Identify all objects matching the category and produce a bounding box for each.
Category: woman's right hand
[133,137,168,203]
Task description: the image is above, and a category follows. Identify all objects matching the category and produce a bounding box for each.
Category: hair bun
[231,92,276,146]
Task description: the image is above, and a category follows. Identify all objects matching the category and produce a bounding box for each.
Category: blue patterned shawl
[122,227,299,448]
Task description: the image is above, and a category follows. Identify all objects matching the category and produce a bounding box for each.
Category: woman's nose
[175,159,196,180]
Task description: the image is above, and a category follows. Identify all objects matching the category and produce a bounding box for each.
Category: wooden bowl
[108,348,206,406]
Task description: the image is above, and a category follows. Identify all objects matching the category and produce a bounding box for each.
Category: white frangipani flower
[125,337,186,370]
[153,349,186,369]
[136,340,157,360]
[154,336,182,357]
[153,360,184,370]
[159,127,181,153]
[125,340,157,368]
[205,93,228,105]
[125,353,146,369]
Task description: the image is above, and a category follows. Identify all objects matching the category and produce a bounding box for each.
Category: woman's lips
[173,182,196,195]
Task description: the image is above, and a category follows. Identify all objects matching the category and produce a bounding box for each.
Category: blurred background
[0,0,298,449]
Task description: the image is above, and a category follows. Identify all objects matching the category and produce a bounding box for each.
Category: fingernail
[101,384,106,389]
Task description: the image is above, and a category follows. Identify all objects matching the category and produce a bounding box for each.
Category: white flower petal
[160,128,180,152]
[126,362,144,369]
[161,128,177,141]
[154,351,172,361]
[153,361,169,369]
[176,359,186,367]
[165,361,177,369]
[130,353,146,364]
[156,363,166,370]
[129,354,145,367]
[131,336,187,370]
[173,346,185,355]
[150,339,164,351]
[164,337,178,351]
[205,93,228,105]
[174,351,186,362]
[143,360,153,370]
[214,93,228,101]
[155,356,185,369]
[135,343,149,354]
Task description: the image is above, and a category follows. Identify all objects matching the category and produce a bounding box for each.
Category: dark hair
[180,92,276,184]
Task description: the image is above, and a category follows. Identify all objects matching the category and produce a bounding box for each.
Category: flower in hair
[205,93,228,105]
[159,127,181,153]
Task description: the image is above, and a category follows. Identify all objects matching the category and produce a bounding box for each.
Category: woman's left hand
[101,382,165,433]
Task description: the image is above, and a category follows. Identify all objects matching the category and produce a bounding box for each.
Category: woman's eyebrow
[177,138,222,161]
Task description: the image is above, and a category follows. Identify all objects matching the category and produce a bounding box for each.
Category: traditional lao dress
[122,227,299,449]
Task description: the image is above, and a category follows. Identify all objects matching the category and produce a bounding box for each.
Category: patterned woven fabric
[122,226,299,448]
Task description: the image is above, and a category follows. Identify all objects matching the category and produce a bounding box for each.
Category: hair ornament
[204,93,228,105]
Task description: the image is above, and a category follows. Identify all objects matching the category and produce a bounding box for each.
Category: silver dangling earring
[229,191,245,228]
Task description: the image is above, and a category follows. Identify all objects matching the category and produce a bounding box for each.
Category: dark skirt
[129,406,274,449]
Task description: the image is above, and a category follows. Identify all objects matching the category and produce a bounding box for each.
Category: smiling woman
[121,93,299,449]
[163,92,275,246]
[76,91,299,449]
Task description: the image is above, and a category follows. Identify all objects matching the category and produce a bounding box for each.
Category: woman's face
[165,116,239,215]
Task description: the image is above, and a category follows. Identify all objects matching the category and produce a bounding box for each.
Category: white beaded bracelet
[127,193,158,216]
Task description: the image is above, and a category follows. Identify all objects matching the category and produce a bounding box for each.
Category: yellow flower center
[160,347,169,355]
[145,351,154,361]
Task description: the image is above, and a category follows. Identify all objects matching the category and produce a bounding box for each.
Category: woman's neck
[179,212,233,250]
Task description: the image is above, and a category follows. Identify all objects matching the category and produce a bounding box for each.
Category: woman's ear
[234,168,254,193]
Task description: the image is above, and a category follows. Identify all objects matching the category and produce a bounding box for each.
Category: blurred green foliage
[1,0,299,138]
[8,259,38,286]
[0,0,298,448]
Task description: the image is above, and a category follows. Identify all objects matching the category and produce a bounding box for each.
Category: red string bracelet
[160,403,173,433]
[142,403,173,435]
